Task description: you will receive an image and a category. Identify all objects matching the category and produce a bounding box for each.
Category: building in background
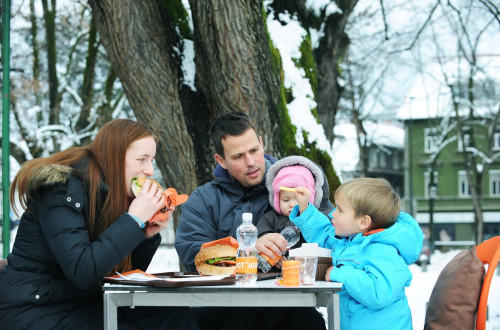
[402,115,500,247]
[333,120,405,196]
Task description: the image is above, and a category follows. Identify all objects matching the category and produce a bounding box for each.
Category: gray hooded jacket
[257,156,334,248]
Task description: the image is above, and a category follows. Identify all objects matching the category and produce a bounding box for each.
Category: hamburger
[195,237,239,276]
[130,177,189,224]
[131,177,168,215]
[131,177,164,197]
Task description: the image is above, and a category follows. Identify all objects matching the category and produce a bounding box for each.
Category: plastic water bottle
[236,213,258,285]
[257,225,300,272]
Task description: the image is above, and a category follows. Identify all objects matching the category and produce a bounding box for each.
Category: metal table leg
[317,292,340,330]
[103,291,118,330]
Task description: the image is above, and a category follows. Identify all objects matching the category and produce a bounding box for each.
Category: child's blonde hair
[334,178,400,230]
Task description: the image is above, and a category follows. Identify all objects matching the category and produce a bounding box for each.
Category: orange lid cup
[282,260,300,286]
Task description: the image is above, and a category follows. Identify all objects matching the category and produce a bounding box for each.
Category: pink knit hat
[272,165,316,215]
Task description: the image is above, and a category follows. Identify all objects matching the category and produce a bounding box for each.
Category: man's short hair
[334,177,401,230]
[210,112,258,157]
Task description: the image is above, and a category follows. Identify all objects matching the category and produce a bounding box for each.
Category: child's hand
[325,266,334,282]
[294,186,312,214]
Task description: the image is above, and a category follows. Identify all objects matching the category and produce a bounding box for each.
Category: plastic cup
[295,256,318,285]
[282,260,300,286]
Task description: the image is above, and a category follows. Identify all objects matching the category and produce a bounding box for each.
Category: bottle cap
[242,213,253,222]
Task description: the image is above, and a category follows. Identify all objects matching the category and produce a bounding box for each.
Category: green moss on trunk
[262,5,340,199]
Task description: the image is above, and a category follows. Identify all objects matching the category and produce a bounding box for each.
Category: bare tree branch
[478,0,500,26]
[378,0,389,40]
[390,0,441,54]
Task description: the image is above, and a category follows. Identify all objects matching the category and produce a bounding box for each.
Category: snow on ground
[148,246,500,329]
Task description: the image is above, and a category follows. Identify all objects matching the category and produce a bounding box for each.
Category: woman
[0,119,199,329]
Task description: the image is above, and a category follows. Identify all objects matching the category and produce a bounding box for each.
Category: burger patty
[206,257,236,267]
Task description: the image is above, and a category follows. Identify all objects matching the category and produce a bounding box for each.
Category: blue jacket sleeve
[289,204,337,249]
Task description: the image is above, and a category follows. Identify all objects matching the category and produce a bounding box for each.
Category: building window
[424,171,439,198]
[369,149,377,167]
[379,152,387,168]
[490,170,500,197]
[457,126,471,151]
[494,132,500,151]
[457,133,471,151]
[458,171,471,197]
[424,128,438,153]
[392,150,401,170]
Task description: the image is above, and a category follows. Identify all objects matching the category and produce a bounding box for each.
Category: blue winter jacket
[290,206,423,330]
[175,155,276,271]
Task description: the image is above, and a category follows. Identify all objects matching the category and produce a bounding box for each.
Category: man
[175,112,328,330]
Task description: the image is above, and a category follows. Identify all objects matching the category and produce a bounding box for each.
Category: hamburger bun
[131,177,163,197]
[195,244,237,276]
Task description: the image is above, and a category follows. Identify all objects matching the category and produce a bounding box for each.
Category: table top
[103,279,343,293]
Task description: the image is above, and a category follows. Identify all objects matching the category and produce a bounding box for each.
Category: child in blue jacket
[290,178,423,330]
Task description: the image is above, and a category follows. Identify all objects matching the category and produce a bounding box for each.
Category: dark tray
[103,272,279,288]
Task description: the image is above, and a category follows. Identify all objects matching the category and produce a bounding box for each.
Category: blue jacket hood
[354,212,424,265]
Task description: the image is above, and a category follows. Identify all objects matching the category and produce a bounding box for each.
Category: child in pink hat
[256,155,334,270]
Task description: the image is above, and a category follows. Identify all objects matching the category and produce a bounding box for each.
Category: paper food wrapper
[289,243,332,281]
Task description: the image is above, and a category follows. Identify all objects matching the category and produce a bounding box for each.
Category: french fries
[279,186,296,192]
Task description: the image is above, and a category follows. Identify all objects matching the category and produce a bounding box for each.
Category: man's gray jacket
[175,155,276,271]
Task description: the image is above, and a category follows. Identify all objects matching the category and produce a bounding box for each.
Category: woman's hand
[128,179,166,226]
[143,206,174,239]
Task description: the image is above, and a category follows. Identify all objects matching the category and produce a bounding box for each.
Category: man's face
[214,128,265,188]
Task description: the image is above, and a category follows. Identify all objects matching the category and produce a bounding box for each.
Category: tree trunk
[267,0,357,146]
[30,0,42,107]
[75,17,99,139]
[188,0,284,157]
[41,0,61,151]
[314,0,357,145]
[89,0,290,191]
[88,0,197,193]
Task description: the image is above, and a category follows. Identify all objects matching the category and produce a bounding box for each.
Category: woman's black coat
[0,165,160,328]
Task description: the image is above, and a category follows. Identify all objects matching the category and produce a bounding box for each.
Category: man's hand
[294,186,312,214]
[256,233,288,260]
